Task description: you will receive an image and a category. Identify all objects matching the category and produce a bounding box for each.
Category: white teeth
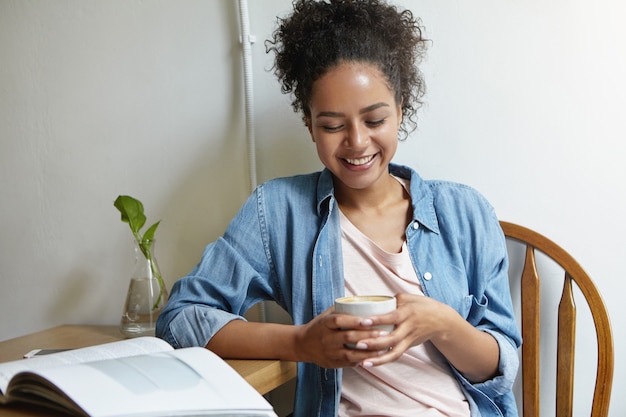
[345,155,374,166]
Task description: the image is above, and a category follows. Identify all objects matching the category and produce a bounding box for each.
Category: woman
[156,1,521,416]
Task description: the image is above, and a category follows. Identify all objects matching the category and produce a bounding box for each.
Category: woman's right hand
[294,306,391,368]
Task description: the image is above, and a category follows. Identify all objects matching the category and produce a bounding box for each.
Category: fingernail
[355,342,368,350]
[361,318,373,326]
[377,330,389,337]
[361,361,373,368]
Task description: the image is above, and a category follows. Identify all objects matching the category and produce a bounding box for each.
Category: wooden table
[0,325,297,417]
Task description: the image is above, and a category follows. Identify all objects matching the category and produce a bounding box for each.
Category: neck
[334,173,406,212]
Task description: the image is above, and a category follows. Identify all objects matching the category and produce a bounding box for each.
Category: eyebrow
[315,102,390,118]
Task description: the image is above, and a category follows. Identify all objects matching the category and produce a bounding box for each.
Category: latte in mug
[335,295,396,347]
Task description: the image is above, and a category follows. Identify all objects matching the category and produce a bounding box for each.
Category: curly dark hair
[266,0,428,139]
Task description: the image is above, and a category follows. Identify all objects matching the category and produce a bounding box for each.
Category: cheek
[380,128,399,156]
[313,142,334,167]
[381,123,400,143]
[313,137,343,165]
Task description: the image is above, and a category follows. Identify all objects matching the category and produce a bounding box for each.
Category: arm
[206,320,300,361]
[345,293,499,383]
[156,188,279,348]
[206,309,395,369]
[427,301,499,382]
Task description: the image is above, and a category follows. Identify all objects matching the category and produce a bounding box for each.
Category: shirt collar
[389,164,440,234]
[315,163,440,235]
[316,168,335,216]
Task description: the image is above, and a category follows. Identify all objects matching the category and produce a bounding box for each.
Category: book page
[11,347,277,417]
[0,337,172,399]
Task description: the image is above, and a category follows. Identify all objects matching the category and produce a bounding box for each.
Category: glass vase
[120,239,168,338]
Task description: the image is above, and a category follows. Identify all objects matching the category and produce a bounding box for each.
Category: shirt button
[424,272,433,281]
[412,221,419,230]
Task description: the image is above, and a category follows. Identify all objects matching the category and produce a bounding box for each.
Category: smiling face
[306,61,403,197]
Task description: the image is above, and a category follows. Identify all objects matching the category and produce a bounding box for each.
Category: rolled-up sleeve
[156,188,277,349]
[158,301,245,349]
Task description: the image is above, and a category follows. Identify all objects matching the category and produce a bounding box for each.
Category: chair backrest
[499,221,614,417]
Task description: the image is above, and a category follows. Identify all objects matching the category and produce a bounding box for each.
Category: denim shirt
[156,163,522,417]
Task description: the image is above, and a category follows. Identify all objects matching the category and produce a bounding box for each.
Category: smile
[344,155,375,166]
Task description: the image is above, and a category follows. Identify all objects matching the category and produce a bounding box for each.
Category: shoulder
[425,180,501,239]
[426,180,494,211]
[246,171,324,218]
[391,164,490,207]
[226,172,324,236]
[259,171,322,193]
[391,164,497,230]
[255,171,322,204]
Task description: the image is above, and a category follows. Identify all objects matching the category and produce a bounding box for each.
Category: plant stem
[148,255,165,310]
[134,235,165,311]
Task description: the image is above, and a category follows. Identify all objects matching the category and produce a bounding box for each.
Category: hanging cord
[238,0,266,323]
[238,0,257,191]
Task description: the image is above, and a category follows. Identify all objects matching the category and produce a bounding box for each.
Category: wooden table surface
[0,325,297,417]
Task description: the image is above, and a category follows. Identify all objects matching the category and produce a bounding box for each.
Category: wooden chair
[500,221,614,417]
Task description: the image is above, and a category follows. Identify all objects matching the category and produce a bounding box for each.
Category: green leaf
[143,221,160,242]
[114,194,164,311]
[141,221,160,256]
[114,195,146,234]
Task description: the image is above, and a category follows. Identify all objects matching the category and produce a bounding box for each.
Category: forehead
[310,62,396,109]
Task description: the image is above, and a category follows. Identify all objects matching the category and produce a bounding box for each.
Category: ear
[305,117,315,142]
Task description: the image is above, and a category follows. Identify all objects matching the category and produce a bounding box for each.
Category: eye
[366,118,386,127]
[322,125,343,132]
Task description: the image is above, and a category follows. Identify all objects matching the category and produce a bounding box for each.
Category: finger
[358,334,413,366]
[332,313,375,330]
[321,344,379,368]
[360,347,400,368]
[342,328,392,350]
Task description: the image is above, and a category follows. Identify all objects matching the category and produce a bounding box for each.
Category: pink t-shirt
[338,200,470,417]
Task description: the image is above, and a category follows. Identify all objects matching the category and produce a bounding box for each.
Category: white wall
[1,0,250,333]
[1,1,623,416]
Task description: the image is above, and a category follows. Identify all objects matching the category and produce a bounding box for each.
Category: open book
[0,337,277,417]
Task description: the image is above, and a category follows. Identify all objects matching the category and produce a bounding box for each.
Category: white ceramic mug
[334,295,396,347]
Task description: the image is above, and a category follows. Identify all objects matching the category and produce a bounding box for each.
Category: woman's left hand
[354,292,499,382]
[352,292,448,367]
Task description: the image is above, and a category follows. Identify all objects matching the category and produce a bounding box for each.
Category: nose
[344,123,369,149]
